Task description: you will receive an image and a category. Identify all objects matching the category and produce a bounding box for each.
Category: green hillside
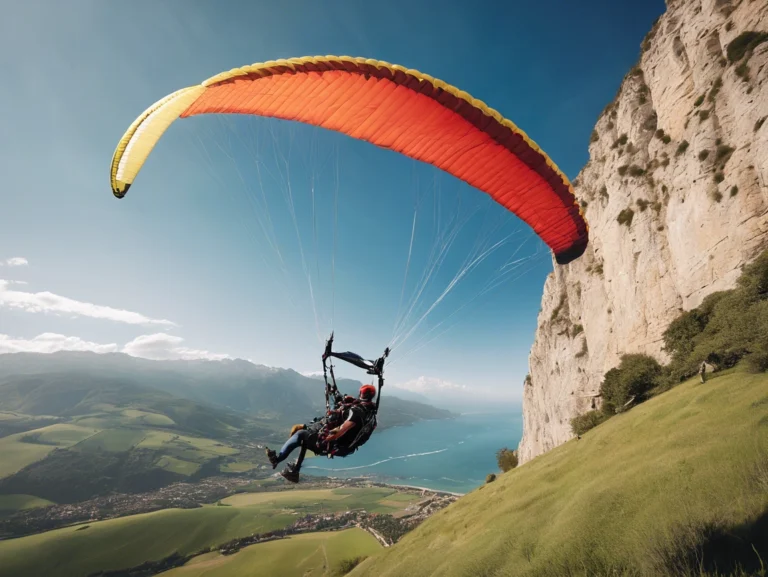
[351,370,768,577]
[0,353,454,502]
[158,529,381,577]
[0,486,412,577]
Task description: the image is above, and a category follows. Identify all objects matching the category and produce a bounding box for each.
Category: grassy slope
[352,371,768,577]
[0,494,55,512]
[159,529,381,577]
[0,423,100,478]
[0,486,413,577]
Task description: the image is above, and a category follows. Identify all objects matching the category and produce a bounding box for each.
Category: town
[0,474,458,541]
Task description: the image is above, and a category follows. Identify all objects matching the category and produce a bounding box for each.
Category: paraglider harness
[314,332,389,458]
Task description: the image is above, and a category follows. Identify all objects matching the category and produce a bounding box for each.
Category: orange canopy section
[110,56,588,264]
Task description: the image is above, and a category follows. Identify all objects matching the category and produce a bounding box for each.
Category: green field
[0,494,55,513]
[220,460,258,473]
[0,424,100,478]
[159,529,381,577]
[122,408,176,426]
[156,455,201,476]
[352,370,768,577]
[0,486,416,577]
[73,427,146,452]
[138,430,239,462]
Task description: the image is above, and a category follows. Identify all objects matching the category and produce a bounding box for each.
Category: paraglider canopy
[110,55,588,264]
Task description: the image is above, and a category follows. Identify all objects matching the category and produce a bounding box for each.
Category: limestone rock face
[518,0,768,464]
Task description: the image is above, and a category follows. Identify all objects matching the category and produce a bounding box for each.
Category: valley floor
[0,481,454,577]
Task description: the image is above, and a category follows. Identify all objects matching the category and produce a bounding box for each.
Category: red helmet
[359,384,376,400]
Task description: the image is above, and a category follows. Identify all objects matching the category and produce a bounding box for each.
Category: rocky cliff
[518,0,768,464]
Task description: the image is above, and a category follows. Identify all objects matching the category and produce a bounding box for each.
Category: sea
[303,411,523,494]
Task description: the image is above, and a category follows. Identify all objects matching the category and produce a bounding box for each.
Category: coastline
[385,482,465,497]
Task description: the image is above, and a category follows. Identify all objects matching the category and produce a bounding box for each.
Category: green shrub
[335,556,368,576]
[714,172,725,184]
[662,134,671,144]
[599,185,609,199]
[735,62,749,80]
[618,165,629,176]
[699,109,710,121]
[745,351,768,373]
[711,190,723,203]
[694,94,705,107]
[730,185,739,197]
[655,129,665,139]
[590,130,599,143]
[496,448,518,472]
[676,141,689,156]
[570,410,608,436]
[715,144,735,164]
[617,208,635,226]
[708,77,723,102]
[551,294,567,322]
[572,324,584,337]
[606,121,615,130]
[663,252,768,382]
[580,199,588,208]
[575,340,588,359]
[629,165,646,177]
[663,308,711,363]
[636,198,649,212]
[698,149,710,161]
[727,31,768,63]
[600,354,663,415]
[737,250,768,299]
[755,117,766,132]
[485,473,497,483]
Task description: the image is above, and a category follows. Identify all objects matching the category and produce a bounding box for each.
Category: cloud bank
[0,332,230,361]
[0,280,175,327]
[122,333,231,361]
[0,333,119,354]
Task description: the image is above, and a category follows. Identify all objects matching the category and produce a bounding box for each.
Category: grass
[0,423,100,478]
[74,427,146,452]
[0,494,54,513]
[122,409,176,427]
[220,460,258,473]
[158,529,382,577]
[0,504,296,577]
[352,370,768,577]
[223,487,410,515]
[156,455,201,476]
[0,486,415,576]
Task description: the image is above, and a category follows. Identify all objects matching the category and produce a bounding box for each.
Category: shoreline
[384,482,465,497]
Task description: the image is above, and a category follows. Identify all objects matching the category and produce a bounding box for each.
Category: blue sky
[0,0,664,401]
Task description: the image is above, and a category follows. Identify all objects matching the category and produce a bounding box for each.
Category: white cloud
[4,280,28,285]
[0,280,175,327]
[122,333,230,361]
[301,370,325,378]
[395,376,468,394]
[0,333,119,354]
[0,331,230,361]
[6,257,28,266]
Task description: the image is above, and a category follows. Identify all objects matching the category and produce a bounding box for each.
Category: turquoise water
[303,411,522,494]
